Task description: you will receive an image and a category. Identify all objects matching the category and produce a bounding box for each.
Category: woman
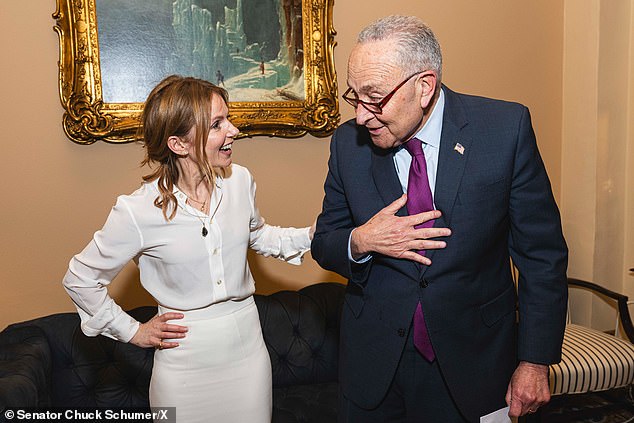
[62,75,313,422]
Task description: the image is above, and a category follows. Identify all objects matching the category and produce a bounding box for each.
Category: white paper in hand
[480,406,511,423]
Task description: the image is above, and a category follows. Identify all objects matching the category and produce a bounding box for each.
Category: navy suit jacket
[311,86,568,421]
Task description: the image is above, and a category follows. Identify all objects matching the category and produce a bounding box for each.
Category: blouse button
[212,248,219,255]
[216,279,223,285]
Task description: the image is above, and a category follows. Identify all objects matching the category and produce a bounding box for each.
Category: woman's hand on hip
[130,312,187,350]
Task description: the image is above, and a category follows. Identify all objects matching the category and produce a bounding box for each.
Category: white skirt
[149,296,272,423]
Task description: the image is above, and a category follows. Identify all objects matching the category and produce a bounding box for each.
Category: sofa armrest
[0,325,52,410]
[3,306,157,409]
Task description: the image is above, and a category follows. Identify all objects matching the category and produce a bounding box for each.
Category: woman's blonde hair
[140,75,229,220]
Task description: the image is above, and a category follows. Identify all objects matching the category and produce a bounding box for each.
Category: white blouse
[63,164,311,343]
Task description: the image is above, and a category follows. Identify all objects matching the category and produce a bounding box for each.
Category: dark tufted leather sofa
[0,282,344,422]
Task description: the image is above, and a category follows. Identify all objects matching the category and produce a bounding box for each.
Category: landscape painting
[54,0,338,143]
[96,0,306,103]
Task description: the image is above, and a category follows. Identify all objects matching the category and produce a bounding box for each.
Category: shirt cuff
[348,228,372,263]
[284,226,312,266]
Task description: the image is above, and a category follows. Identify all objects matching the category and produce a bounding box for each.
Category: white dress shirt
[393,88,445,197]
[63,164,311,343]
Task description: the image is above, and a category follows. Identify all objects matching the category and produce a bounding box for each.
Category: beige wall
[0,0,567,329]
[562,0,634,330]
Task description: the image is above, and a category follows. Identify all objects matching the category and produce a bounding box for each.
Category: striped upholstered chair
[523,277,634,422]
[549,278,634,397]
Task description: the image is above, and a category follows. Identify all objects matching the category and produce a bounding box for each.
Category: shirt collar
[173,174,223,201]
[413,87,445,149]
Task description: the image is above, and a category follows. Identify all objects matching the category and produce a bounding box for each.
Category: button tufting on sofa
[0,282,345,423]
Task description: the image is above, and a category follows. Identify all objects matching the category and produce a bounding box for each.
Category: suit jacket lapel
[423,87,471,273]
[371,147,406,216]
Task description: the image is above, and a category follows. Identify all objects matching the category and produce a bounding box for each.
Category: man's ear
[167,135,189,157]
[417,71,438,109]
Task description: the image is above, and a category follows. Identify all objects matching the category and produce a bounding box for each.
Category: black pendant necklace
[195,215,208,237]
[179,185,222,239]
[183,190,209,237]
[190,209,209,237]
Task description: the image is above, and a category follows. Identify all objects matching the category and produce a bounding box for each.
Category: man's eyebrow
[348,83,379,96]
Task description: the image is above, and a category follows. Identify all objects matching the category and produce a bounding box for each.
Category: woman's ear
[167,135,189,157]
[417,71,438,109]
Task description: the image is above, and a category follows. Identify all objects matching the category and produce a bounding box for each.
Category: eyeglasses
[342,71,424,114]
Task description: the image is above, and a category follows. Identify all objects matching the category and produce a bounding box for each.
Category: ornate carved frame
[53,0,339,144]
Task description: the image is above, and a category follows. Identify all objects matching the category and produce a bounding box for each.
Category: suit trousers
[339,323,469,423]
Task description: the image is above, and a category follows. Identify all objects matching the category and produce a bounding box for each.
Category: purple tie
[404,138,436,362]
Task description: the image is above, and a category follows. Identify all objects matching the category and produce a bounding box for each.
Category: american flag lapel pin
[454,142,465,155]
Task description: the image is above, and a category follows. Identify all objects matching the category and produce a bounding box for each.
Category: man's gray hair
[357,15,442,81]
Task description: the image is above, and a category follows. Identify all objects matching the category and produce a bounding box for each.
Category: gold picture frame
[53,0,339,144]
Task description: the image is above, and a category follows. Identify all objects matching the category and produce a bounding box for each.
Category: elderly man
[311,15,568,422]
